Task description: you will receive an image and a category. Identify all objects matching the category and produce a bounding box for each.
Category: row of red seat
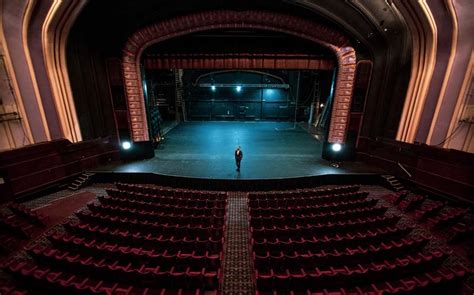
[397,195,425,212]
[383,191,469,230]
[73,213,224,239]
[253,236,433,270]
[251,215,401,239]
[427,207,469,228]
[28,244,222,272]
[251,224,416,255]
[71,213,219,246]
[385,189,470,231]
[253,232,427,255]
[49,231,224,255]
[116,183,227,200]
[60,220,224,252]
[7,261,218,294]
[254,266,469,295]
[384,190,410,205]
[0,205,49,255]
[96,196,227,216]
[449,222,474,243]
[248,185,361,200]
[0,213,35,239]
[255,250,449,291]
[250,199,379,216]
[414,200,446,221]
[91,201,226,217]
[0,283,27,295]
[8,203,48,226]
[249,206,388,227]
[0,233,22,255]
[43,235,222,269]
[248,191,369,208]
[103,191,227,208]
[86,203,225,227]
[99,195,225,214]
[25,246,220,289]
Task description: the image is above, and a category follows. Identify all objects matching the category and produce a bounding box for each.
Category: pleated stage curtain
[143,53,335,70]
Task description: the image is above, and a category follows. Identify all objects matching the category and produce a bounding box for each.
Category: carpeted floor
[34,191,97,226]
[222,192,254,294]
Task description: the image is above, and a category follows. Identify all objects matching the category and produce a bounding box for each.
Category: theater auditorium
[0,1,473,294]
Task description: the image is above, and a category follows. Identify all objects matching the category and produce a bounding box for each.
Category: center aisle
[222,192,254,294]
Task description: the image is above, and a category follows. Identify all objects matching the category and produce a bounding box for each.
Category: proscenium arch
[122,10,356,143]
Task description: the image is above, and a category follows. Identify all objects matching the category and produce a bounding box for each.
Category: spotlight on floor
[211,85,216,91]
[119,140,154,161]
[321,131,357,161]
[236,85,242,92]
[331,143,342,152]
[122,141,132,150]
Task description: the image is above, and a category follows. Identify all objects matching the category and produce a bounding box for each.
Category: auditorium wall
[66,17,117,141]
[395,0,474,153]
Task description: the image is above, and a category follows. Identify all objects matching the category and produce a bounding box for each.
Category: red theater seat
[249,186,472,294]
[0,184,227,293]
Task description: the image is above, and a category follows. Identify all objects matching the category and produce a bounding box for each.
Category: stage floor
[96,122,383,179]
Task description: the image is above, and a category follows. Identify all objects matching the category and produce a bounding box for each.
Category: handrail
[397,162,412,178]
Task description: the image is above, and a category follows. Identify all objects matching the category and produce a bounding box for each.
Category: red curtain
[144,53,334,70]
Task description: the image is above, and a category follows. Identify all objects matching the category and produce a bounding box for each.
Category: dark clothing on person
[235,148,243,171]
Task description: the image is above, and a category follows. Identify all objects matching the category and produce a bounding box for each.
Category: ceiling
[143,29,335,57]
[70,0,409,60]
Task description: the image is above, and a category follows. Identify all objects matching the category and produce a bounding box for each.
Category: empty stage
[96,121,381,179]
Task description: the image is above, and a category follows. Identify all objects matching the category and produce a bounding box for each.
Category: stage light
[331,143,342,152]
[320,103,325,108]
[122,141,132,150]
[265,89,274,95]
[236,85,242,92]
[211,85,216,91]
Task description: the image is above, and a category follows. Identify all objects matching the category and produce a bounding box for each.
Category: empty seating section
[1,182,472,294]
[4,183,226,294]
[0,213,35,239]
[397,194,425,212]
[248,185,471,294]
[8,203,48,226]
[428,207,470,228]
[385,191,471,239]
[385,190,410,205]
[415,201,446,221]
[0,204,47,255]
[449,222,474,243]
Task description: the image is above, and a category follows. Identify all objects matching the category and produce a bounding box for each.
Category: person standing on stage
[235,146,243,172]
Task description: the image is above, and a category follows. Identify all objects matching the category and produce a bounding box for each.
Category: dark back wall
[184,70,289,121]
[179,70,333,121]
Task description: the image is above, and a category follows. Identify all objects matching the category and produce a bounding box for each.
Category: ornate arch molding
[123,10,356,143]
[394,0,437,143]
[43,0,87,142]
